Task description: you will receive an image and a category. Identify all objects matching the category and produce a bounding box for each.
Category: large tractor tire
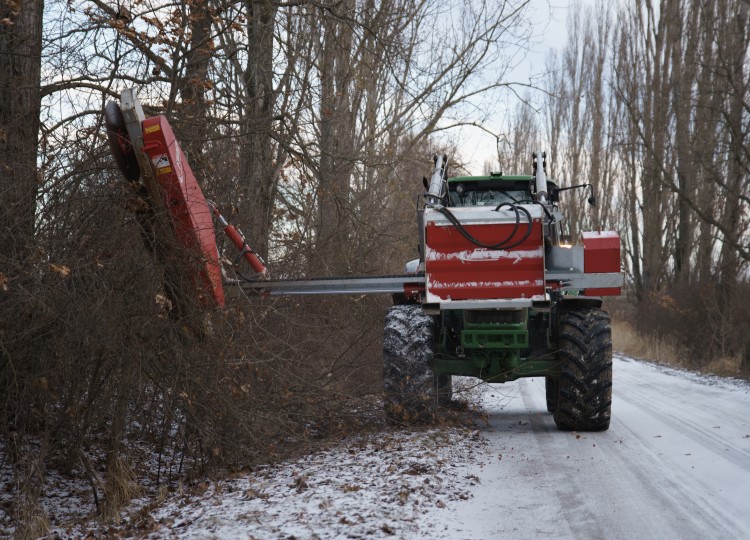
[437,374,452,406]
[545,376,559,412]
[103,101,141,181]
[553,308,612,431]
[383,304,439,424]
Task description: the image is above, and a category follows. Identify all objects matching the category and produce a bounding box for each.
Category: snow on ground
[138,427,486,540]
[4,354,750,539]
[0,455,98,535]
[0,434,186,538]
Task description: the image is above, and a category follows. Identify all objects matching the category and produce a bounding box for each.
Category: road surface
[428,354,750,539]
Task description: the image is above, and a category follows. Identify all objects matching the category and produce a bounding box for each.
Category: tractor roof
[448,173,534,183]
[447,173,558,192]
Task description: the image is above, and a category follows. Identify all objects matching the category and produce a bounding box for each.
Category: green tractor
[383,154,622,431]
[103,92,621,433]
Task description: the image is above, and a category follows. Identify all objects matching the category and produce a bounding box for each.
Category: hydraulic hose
[433,202,533,251]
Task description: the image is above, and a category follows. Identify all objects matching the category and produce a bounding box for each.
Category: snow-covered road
[429,354,750,539]
[123,354,750,539]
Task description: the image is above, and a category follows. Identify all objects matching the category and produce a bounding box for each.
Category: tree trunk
[316,0,356,274]
[671,1,699,285]
[176,0,213,185]
[238,0,277,262]
[0,0,44,261]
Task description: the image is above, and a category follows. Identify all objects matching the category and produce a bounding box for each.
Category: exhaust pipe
[533,151,548,204]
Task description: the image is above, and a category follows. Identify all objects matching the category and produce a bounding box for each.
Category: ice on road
[133,354,750,539]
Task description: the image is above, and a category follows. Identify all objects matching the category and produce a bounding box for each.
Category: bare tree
[614,0,749,292]
[543,4,616,242]
[544,0,749,369]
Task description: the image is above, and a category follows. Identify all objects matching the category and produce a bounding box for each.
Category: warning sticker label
[151,154,170,169]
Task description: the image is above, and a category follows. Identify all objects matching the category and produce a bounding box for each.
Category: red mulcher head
[104,100,225,308]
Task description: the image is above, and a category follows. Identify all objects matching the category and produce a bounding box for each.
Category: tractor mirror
[587,184,596,206]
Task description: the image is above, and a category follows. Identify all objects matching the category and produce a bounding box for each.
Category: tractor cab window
[447,178,534,208]
[449,188,529,207]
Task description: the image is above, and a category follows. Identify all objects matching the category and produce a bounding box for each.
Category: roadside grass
[611,319,744,378]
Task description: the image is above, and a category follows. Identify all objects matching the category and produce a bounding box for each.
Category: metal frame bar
[545,271,623,290]
[228,275,425,296]
[227,270,622,300]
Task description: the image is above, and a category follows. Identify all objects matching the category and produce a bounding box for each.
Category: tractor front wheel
[383,304,438,424]
[437,374,452,405]
[553,308,612,431]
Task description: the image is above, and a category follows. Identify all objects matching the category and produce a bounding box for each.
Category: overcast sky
[458,0,575,174]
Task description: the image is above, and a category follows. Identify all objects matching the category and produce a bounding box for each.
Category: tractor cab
[447,173,560,208]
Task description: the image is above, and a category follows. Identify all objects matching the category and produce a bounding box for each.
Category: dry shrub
[11,499,48,540]
[101,454,140,522]
[0,168,392,535]
[0,104,431,536]
[611,318,687,366]
[8,436,49,540]
[608,281,749,377]
[703,356,744,378]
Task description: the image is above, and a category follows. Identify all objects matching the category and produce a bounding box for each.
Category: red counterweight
[582,231,621,296]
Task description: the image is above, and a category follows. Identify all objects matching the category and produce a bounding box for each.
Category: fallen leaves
[465,474,480,485]
[289,475,309,492]
[380,523,396,535]
[35,426,482,539]
[403,463,431,475]
[155,293,172,316]
[49,263,71,278]
[242,487,266,500]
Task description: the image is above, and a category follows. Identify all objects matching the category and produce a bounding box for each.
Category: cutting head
[104,101,141,181]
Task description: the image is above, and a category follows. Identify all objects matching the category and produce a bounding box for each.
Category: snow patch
[427,247,543,264]
[429,279,543,288]
[582,231,619,238]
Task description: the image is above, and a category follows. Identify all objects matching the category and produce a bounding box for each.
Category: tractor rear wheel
[553,308,612,431]
[383,304,438,424]
[545,376,559,412]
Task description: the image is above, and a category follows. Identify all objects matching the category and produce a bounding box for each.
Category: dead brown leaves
[49,263,71,278]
